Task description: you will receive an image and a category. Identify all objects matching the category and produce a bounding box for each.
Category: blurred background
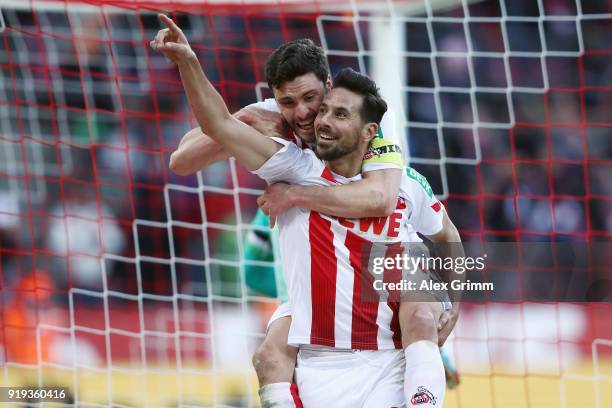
[0,0,611,406]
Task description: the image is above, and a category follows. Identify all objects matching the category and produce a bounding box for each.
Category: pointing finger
[158,14,180,33]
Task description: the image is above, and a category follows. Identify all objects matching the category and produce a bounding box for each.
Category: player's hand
[257,182,294,228]
[150,14,196,64]
[235,107,289,139]
[437,307,459,346]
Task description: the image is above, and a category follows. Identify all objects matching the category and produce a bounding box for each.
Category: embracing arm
[257,168,402,227]
[151,14,279,171]
[258,134,404,224]
[169,107,289,176]
[289,168,402,217]
[169,128,229,175]
[257,128,405,222]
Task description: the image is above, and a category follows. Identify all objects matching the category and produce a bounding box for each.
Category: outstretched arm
[150,14,279,171]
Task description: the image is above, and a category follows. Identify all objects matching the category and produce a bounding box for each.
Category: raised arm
[150,14,279,171]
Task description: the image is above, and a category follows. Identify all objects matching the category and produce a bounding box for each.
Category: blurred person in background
[46,186,125,292]
[2,270,56,365]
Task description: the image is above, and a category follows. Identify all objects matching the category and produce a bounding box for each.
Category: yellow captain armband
[362,137,404,169]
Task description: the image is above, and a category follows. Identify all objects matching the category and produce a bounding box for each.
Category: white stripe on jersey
[376,303,397,349]
[332,225,353,348]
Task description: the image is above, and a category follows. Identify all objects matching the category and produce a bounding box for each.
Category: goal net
[0,0,611,406]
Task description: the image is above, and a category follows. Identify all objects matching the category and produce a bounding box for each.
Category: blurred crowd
[0,0,610,365]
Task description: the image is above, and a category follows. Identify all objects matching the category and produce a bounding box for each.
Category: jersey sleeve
[252,137,317,185]
[248,98,280,112]
[404,167,445,236]
[362,108,405,173]
[379,108,400,146]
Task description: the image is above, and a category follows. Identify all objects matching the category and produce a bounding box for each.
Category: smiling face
[272,72,330,143]
[314,87,370,162]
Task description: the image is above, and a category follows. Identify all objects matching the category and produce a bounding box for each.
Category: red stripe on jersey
[290,383,303,408]
[383,242,404,348]
[321,167,337,183]
[431,201,442,213]
[309,212,337,347]
[345,230,379,349]
[388,301,402,349]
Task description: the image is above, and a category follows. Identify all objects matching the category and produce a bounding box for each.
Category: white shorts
[266,302,292,331]
[294,346,406,408]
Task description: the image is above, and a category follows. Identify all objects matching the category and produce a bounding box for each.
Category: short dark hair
[332,68,387,125]
[265,39,329,89]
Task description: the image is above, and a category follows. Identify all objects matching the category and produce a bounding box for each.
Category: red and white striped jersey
[253,138,444,350]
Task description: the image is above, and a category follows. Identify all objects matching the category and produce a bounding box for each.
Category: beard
[314,136,360,161]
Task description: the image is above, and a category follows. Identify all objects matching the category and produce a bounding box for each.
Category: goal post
[1,0,611,407]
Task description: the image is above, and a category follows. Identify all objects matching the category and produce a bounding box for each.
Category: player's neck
[297,133,315,145]
[325,147,365,178]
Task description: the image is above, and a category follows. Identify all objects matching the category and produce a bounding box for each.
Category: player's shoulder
[362,136,404,168]
[404,167,434,199]
[270,136,321,165]
[250,98,280,112]
[378,108,401,144]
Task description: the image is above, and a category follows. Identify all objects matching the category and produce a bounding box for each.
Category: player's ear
[325,75,332,92]
[361,122,378,143]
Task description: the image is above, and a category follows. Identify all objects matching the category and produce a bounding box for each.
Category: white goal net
[0,0,611,406]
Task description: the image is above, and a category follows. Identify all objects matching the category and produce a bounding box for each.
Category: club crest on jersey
[410,386,437,405]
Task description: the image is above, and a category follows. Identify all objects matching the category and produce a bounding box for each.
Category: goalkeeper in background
[243,208,284,300]
[243,208,460,390]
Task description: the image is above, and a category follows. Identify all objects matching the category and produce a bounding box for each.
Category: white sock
[258,382,299,408]
[404,340,446,407]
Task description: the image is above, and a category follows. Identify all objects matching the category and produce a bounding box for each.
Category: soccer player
[166,37,406,404]
[184,43,461,400]
[151,16,461,407]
